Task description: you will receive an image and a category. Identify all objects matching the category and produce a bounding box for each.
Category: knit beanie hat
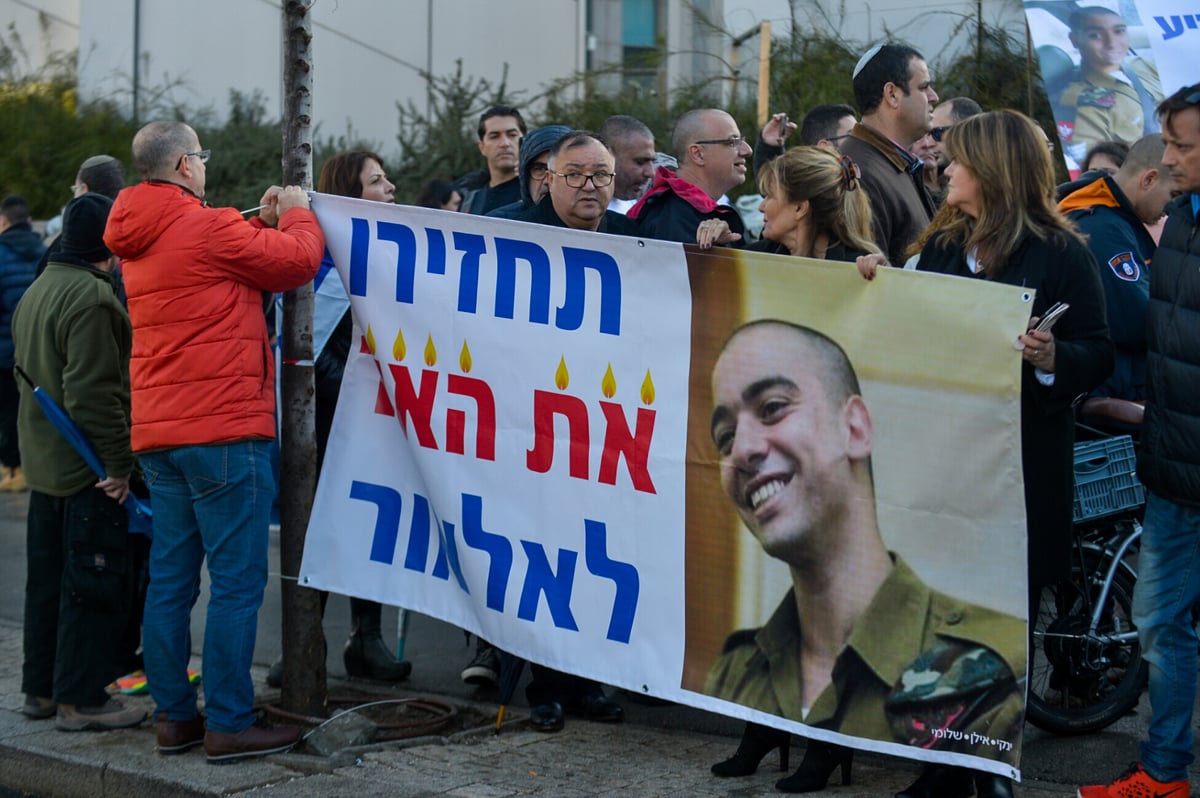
[59,193,114,263]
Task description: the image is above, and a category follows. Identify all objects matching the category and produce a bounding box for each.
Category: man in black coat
[1080,83,1200,798]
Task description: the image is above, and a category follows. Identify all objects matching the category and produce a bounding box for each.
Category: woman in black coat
[866,110,1113,798]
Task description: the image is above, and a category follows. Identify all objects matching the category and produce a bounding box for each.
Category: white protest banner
[302,195,1032,778]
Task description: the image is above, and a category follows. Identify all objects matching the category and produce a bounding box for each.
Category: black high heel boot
[343,600,412,681]
[894,765,974,798]
[711,722,791,777]
[974,772,1014,798]
[775,740,853,793]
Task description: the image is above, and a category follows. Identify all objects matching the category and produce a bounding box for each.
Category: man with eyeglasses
[629,108,751,245]
[39,156,127,281]
[508,130,632,732]
[103,120,325,763]
[1080,84,1200,798]
[911,97,982,202]
[841,43,939,266]
[452,123,579,692]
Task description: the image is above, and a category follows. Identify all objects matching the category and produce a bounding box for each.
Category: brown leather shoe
[156,712,206,754]
[204,718,302,764]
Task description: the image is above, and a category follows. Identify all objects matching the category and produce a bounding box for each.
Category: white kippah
[853,43,884,80]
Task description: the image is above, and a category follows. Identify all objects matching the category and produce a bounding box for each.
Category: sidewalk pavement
[0,618,1125,798]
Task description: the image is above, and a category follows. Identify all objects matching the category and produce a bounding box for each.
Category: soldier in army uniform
[704,320,1025,770]
[1054,6,1163,164]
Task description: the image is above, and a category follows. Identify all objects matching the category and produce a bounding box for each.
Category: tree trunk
[279,0,327,719]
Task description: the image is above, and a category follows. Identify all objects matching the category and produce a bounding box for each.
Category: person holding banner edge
[697,146,885,793]
[706,321,1026,793]
[104,120,325,761]
[860,108,1113,797]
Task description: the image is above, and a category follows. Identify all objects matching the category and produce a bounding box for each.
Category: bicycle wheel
[1026,547,1146,735]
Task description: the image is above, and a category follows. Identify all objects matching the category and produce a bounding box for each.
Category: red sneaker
[1078,763,1189,798]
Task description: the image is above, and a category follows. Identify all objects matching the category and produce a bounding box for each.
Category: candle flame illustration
[365,325,376,355]
[424,334,437,367]
[393,328,406,361]
[460,340,472,373]
[601,363,616,399]
[555,356,569,390]
[641,370,655,405]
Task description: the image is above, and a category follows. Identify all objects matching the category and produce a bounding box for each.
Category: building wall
[7,0,1026,158]
[0,0,79,78]
[76,1,586,158]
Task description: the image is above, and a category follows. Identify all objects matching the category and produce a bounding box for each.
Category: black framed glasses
[528,163,549,179]
[175,149,211,171]
[694,135,749,148]
[550,171,614,188]
[929,126,950,142]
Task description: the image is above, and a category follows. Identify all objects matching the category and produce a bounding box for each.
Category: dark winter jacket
[628,166,746,245]
[487,125,573,220]
[12,257,132,494]
[917,229,1113,585]
[515,194,640,236]
[1139,194,1200,506]
[840,123,935,266]
[1059,174,1155,400]
[0,222,44,369]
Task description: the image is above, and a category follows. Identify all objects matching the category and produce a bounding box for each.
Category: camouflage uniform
[1055,58,1163,164]
[704,556,1026,765]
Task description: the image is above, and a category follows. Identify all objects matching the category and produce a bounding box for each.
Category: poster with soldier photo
[1024,1,1165,173]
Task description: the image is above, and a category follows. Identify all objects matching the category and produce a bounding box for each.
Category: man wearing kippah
[13,192,146,732]
[840,43,939,266]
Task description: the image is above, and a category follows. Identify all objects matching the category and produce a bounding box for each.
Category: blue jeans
[1133,491,1200,781]
[140,441,274,734]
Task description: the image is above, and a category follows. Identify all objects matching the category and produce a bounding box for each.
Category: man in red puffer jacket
[104,120,324,764]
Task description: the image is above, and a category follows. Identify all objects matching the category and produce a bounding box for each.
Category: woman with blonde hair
[866,110,1113,798]
[701,145,878,795]
[698,144,879,262]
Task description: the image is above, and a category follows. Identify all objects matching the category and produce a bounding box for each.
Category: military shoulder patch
[1078,86,1116,109]
[883,638,1016,750]
[1107,251,1141,282]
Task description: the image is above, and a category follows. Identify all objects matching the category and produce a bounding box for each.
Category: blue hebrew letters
[517,541,580,630]
[343,219,624,334]
[559,246,622,335]
[584,519,640,643]
[346,482,640,643]
[495,238,552,325]
[460,493,514,612]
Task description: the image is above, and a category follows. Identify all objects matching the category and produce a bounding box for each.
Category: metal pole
[279,0,327,719]
[756,22,770,128]
[132,0,140,124]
